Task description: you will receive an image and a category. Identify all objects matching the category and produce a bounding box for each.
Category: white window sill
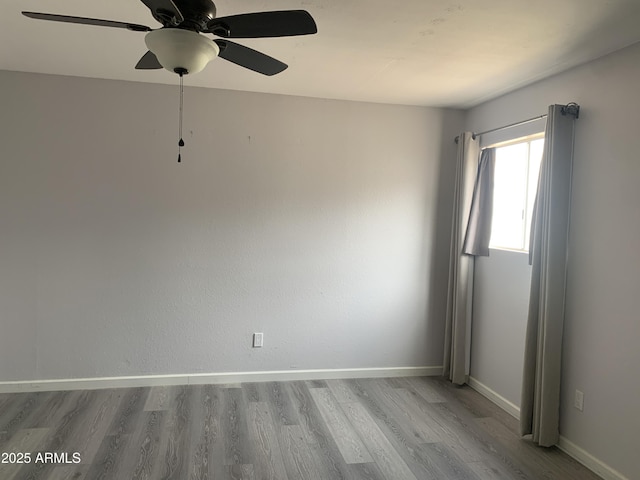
[489,246,529,255]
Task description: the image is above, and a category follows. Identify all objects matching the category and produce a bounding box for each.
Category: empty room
[1,1,639,479]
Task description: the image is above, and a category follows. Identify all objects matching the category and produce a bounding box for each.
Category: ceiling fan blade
[139,0,184,25]
[22,11,152,32]
[206,10,317,38]
[135,51,163,70]
[215,40,287,76]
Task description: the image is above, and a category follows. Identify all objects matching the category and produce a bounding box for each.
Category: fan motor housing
[172,0,217,31]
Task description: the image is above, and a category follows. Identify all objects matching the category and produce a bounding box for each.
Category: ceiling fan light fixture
[145,28,219,75]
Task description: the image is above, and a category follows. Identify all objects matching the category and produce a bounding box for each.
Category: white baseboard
[0,366,443,393]
[467,376,521,419]
[558,437,630,480]
[467,376,629,480]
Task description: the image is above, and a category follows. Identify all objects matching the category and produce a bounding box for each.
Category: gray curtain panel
[463,148,496,256]
[443,132,480,385]
[520,105,577,447]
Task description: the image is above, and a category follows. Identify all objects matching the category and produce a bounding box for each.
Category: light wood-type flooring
[0,376,602,480]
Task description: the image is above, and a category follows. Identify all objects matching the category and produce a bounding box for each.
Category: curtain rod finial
[561,102,580,118]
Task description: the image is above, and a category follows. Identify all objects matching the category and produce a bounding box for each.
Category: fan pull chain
[178,72,185,163]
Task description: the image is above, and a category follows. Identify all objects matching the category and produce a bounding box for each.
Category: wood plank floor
[0,377,602,480]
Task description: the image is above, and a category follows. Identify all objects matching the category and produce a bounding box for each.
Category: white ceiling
[2,0,640,108]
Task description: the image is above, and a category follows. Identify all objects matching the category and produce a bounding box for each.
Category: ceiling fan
[22,0,318,76]
[22,1,317,162]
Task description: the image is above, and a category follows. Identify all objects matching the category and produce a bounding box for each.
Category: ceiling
[2,0,640,108]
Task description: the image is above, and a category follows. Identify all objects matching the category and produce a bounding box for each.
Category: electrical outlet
[574,389,584,411]
[253,332,263,348]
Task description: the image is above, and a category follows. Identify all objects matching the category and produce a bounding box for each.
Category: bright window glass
[489,138,544,252]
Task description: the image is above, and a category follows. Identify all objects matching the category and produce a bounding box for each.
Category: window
[489,137,544,252]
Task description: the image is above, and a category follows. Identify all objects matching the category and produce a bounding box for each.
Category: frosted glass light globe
[145,28,219,75]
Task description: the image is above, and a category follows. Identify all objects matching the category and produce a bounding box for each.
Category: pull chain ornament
[177,69,186,162]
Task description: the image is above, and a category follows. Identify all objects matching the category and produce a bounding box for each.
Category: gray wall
[470,250,531,407]
[0,70,463,381]
[466,42,640,479]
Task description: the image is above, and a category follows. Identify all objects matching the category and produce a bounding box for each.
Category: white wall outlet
[574,389,584,411]
[253,332,263,348]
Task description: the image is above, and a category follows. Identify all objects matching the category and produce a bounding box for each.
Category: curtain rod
[454,114,546,144]
[454,103,580,144]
